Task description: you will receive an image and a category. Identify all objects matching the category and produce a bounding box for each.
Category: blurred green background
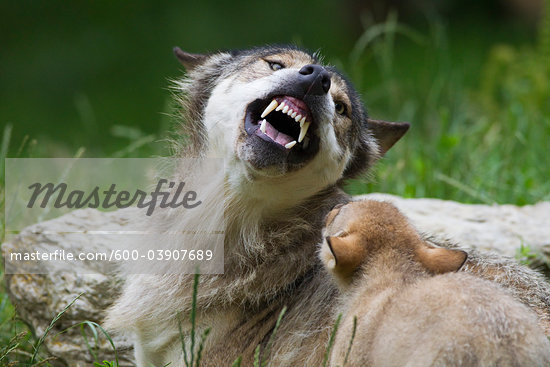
[1,0,549,204]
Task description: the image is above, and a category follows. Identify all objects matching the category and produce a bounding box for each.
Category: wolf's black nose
[298,64,331,95]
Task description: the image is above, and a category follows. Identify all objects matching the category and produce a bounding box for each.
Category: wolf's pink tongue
[264,120,278,140]
[274,132,292,146]
[263,120,293,146]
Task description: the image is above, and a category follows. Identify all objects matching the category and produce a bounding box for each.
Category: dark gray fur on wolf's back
[3,194,550,366]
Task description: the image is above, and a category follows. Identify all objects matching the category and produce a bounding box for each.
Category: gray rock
[2,208,136,367]
[359,194,550,261]
[3,195,550,366]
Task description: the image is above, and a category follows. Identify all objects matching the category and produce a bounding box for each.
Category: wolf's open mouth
[244,96,319,153]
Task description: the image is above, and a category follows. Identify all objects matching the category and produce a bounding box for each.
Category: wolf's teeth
[261,100,278,118]
[285,141,297,149]
[260,119,267,134]
[276,102,285,111]
[300,116,306,124]
[287,108,294,116]
[282,105,289,114]
[295,114,302,122]
[298,121,310,143]
[291,111,297,118]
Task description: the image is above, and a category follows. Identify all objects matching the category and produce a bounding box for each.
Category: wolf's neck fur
[117,167,350,328]
[219,172,349,305]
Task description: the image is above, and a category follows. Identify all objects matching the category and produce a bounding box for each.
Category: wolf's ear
[326,235,363,277]
[173,47,209,70]
[367,119,410,155]
[415,242,468,274]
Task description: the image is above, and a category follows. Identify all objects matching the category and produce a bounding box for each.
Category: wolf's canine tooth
[256,96,313,146]
[260,119,267,134]
[298,121,310,143]
[284,141,297,149]
[261,100,278,118]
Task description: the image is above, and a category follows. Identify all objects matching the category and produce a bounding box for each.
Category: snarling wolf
[105,45,550,366]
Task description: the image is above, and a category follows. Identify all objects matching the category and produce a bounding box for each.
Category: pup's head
[320,200,468,286]
[173,46,409,197]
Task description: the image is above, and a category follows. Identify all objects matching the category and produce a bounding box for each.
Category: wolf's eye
[267,61,284,71]
[335,102,346,115]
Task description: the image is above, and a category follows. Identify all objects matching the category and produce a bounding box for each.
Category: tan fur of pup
[321,200,550,367]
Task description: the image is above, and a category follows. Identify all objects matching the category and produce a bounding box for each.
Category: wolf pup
[321,200,550,367]
[106,45,550,367]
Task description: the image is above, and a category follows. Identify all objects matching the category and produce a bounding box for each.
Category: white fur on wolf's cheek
[202,76,248,157]
[301,96,349,177]
[315,101,343,156]
[300,108,351,190]
[202,70,302,158]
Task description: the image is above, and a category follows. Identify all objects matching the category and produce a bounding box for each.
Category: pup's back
[365,273,550,367]
[321,200,550,367]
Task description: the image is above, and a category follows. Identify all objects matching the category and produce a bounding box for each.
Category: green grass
[0,287,121,366]
[516,243,550,278]
[344,10,550,205]
[4,13,548,205]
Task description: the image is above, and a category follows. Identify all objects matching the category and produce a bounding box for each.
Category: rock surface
[2,208,137,367]
[2,194,550,366]
[359,194,550,260]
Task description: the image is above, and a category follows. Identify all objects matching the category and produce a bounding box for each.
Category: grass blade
[190,273,199,367]
[194,327,210,367]
[261,306,287,367]
[53,320,120,366]
[0,124,12,180]
[178,311,189,367]
[322,313,342,367]
[230,356,242,367]
[253,345,261,367]
[30,293,83,364]
[343,316,357,366]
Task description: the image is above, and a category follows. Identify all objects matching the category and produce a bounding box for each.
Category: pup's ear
[326,235,363,277]
[173,47,209,70]
[367,119,410,155]
[415,242,468,274]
